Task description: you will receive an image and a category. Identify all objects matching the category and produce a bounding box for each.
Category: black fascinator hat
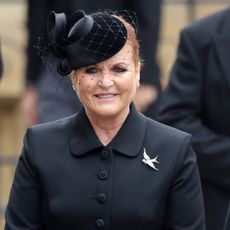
[47,10,137,76]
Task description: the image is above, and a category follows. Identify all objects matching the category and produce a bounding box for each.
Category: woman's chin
[88,103,128,119]
[94,106,120,117]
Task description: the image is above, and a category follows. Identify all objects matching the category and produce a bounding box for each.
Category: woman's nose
[98,71,114,87]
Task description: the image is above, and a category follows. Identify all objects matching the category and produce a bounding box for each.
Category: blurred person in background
[158,8,230,230]
[21,0,162,125]
[21,0,81,124]
[5,10,205,229]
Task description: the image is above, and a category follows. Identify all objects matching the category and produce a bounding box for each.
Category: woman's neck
[85,108,130,146]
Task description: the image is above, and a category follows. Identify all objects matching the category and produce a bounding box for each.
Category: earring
[72,85,77,92]
[136,81,140,88]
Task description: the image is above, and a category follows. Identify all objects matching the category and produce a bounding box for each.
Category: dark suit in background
[158,8,230,230]
[25,0,162,123]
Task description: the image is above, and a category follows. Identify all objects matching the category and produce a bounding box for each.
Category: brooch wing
[142,148,159,171]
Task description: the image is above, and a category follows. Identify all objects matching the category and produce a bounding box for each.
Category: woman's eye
[113,66,126,73]
[85,67,98,74]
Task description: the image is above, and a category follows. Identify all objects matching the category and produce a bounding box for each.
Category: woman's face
[71,43,140,119]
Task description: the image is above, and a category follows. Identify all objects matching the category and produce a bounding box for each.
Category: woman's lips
[95,94,117,99]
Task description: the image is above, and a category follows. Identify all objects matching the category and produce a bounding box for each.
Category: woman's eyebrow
[111,62,129,66]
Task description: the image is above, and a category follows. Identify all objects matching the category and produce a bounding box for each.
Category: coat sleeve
[166,135,206,230]
[158,28,230,191]
[4,129,42,230]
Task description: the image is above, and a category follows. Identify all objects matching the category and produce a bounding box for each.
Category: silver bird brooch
[142,148,159,171]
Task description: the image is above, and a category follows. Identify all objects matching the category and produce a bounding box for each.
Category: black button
[100,150,109,160]
[97,193,106,203]
[95,219,104,228]
[98,170,108,180]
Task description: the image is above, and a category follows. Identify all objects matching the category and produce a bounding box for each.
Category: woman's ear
[71,70,78,86]
[135,61,141,82]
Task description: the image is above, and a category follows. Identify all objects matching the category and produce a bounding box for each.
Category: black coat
[158,8,230,230]
[5,105,205,230]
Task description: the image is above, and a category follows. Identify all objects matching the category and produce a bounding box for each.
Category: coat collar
[70,103,147,157]
[213,8,230,90]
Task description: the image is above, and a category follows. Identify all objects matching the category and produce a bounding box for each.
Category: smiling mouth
[95,94,117,99]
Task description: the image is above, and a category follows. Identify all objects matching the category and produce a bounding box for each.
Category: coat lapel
[213,9,230,90]
[70,104,147,157]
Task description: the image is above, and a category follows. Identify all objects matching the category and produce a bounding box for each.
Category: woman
[5,10,205,230]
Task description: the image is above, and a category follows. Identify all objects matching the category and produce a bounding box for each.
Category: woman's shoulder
[144,118,194,175]
[32,114,77,129]
[145,117,193,157]
[22,114,79,163]
[28,113,78,139]
[146,118,191,142]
